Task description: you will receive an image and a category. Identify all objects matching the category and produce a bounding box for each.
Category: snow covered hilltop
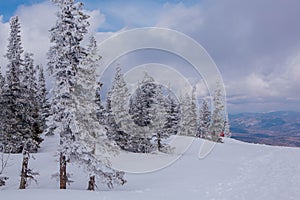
[1,135,300,200]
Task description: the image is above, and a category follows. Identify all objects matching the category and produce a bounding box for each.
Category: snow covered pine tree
[36,65,50,132]
[48,0,125,189]
[197,99,211,138]
[23,53,44,150]
[163,91,180,137]
[48,0,91,188]
[150,87,168,151]
[209,84,225,142]
[223,120,231,138]
[130,73,158,127]
[0,16,40,153]
[128,73,168,152]
[76,36,124,190]
[179,92,197,137]
[0,16,24,153]
[108,67,133,150]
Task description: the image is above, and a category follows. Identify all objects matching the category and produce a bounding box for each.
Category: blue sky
[0,0,300,113]
[0,0,45,21]
[0,0,198,24]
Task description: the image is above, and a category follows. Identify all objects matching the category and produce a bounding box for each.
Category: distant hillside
[229,111,300,147]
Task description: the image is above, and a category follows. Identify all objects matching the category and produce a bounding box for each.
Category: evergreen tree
[179,90,197,137]
[0,16,36,153]
[108,67,137,151]
[47,0,90,189]
[48,1,125,188]
[150,87,168,151]
[128,73,168,152]
[197,99,211,138]
[95,81,106,125]
[110,67,131,129]
[190,86,198,135]
[163,91,180,136]
[105,87,119,139]
[179,94,192,136]
[0,67,4,91]
[223,119,231,138]
[75,36,125,189]
[209,84,225,142]
[130,73,158,127]
[128,83,144,125]
[75,36,105,152]
[37,65,49,132]
[23,53,43,150]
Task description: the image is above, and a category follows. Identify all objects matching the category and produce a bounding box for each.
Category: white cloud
[245,73,272,96]
[157,3,203,33]
[225,50,300,112]
[195,79,209,98]
[85,9,105,34]
[15,2,57,66]
[273,52,300,99]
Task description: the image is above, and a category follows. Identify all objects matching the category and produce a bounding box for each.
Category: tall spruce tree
[23,53,43,150]
[130,73,159,127]
[179,91,197,137]
[209,84,225,142]
[128,73,167,152]
[163,92,180,136]
[197,99,211,138]
[37,65,49,132]
[179,94,191,136]
[105,87,119,139]
[75,36,125,190]
[223,120,231,138]
[0,16,37,153]
[110,67,131,129]
[108,67,139,151]
[128,83,144,126]
[48,1,125,189]
[150,86,168,151]
[47,0,90,189]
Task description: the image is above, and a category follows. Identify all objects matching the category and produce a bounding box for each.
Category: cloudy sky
[0,0,299,113]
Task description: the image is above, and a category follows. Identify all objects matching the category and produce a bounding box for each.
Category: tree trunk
[157,133,162,151]
[87,175,95,191]
[60,153,67,189]
[19,151,29,189]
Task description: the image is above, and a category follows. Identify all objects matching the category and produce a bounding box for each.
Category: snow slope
[1,135,300,200]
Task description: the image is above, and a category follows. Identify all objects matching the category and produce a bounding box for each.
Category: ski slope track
[1,135,299,200]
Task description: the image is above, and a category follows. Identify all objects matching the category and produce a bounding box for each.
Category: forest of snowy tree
[0,0,230,190]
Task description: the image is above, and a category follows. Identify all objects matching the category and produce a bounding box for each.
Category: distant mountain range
[229,111,300,147]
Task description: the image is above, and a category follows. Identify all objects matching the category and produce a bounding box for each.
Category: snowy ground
[1,135,300,200]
